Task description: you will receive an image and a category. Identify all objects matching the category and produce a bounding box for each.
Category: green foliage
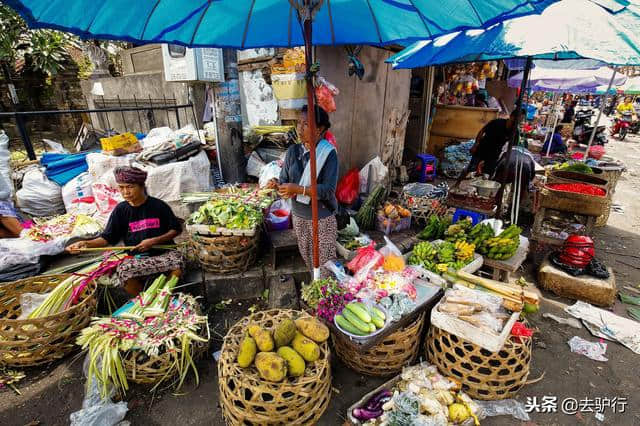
[0,4,76,76]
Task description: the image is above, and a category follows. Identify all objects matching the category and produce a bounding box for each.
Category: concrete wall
[79,72,206,133]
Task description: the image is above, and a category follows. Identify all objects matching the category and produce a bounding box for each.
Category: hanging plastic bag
[246,151,267,178]
[266,199,291,231]
[359,156,388,194]
[315,77,339,113]
[259,161,282,188]
[336,168,360,205]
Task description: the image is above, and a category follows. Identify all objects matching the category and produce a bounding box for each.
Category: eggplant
[364,388,392,411]
[352,407,383,421]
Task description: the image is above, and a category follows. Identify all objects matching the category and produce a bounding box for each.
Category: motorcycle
[612,111,634,141]
[573,110,607,145]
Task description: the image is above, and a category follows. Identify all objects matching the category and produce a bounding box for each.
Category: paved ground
[2,134,640,426]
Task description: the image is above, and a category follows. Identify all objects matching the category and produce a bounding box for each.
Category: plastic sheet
[568,336,608,361]
[18,292,51,319]
[62,172,94,212]
[475,399,531,421]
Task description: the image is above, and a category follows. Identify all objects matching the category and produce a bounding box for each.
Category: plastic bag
[93,183,123,218]
[266,199,291,231]
[259,161,282,188]
[475,399,531,421]
[380,236,405,272]
[568,336,608,361]
[62,172,94,212]
[246,151,266,177]
[336,168,360,205]
[70,355,128,426]
[17,292,51,319]
[347,242,383,274]
[15,167,65,216]
[359,157,388,194]
[315,77,339,113]
[324,260,352,283]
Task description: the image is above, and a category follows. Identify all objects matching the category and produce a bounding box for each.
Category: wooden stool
[267,229,299,271]
[481,236,529,282]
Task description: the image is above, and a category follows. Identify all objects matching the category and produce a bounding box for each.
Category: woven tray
[0,274,97,367]
[426,325,532,400]
[218,309,331,425]
[191,232,259,274]
[332,311,425,377]
[402,193,449,226]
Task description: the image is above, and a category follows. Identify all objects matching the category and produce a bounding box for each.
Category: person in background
[0,176,22,238]
[616,96,636,117]
[66,167,184,296]
[455,109,520,186]
[542,125,568,155]
[266,105,338,275]
[562,101,576,123]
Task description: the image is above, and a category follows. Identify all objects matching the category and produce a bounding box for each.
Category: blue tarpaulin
[40,152,90,186]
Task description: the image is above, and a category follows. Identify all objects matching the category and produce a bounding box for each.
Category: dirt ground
[2,135,640,426]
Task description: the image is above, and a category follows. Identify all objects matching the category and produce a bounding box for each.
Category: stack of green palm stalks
[77,284,209,398]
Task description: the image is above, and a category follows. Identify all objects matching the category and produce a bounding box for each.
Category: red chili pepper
[547,183,605,197]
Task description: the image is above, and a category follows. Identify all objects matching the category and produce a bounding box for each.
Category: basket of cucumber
[334,301,389,340]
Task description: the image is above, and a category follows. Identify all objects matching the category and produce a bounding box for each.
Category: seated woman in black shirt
[66,167,184,296]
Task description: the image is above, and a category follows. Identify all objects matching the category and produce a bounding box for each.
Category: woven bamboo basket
[426,325,532,400]
[540,186,607,217]
[332,312,426,377]
[191,232,259,274]
[0,274,97,367]
[218,309,331,425]
[402,192,449,226]
[123,319,209,385]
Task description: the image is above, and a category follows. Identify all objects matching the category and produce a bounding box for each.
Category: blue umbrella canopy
[5,0,557,47]
[387,0,640,68]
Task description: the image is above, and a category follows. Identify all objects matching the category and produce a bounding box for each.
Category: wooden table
[481,235,529,282]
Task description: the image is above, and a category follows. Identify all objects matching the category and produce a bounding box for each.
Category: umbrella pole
[584,68,616,162]
[496,56,532,217]
[303,15,321,279]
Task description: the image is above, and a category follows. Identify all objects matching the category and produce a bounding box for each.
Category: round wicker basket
[191,232,259,274]
[0,274,97,367]
[332,312,425,377]
[123,321,209,386]
[426,325,532,400]
[218,309,332,425]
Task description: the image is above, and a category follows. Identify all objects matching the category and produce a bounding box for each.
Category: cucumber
[371,316,385,329]
[336,315,367,336]
[368,323,376,333]
[345,303,372,323]
[342,309,371,333]
[371,306,386,321]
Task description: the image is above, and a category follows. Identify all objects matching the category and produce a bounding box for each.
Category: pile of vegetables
[356,185,386,230]
[547,183,606,197]
[236,316,328,382]
[408,240,474,274]
[77,281,208,397]
[477,224,522,260]
[352,363,480,425]
[417,214,452,241]
[26,213,102,242]
[188,198,264,230]
[554,162,593,174]
[337,218,370,251]
[182,187,276,209]
[335,302,386,337]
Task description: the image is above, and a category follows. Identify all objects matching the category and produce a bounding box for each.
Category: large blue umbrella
[5,0,557,47]
[3,0,557,276]
[387,0,640,68]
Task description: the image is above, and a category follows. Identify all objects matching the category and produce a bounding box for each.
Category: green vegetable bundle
[355,185,385,230]
[189,198,264,230]
[417,214,451,241]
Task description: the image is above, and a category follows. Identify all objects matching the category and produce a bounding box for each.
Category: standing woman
[66,167,185,296]
[267,105,338,274]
